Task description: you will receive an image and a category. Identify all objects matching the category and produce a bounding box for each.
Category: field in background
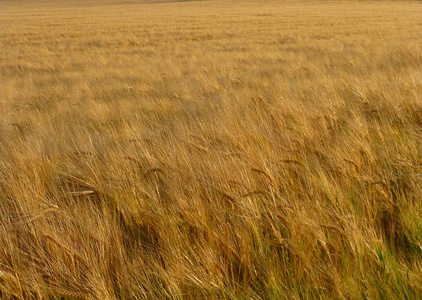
[1,0,422,298]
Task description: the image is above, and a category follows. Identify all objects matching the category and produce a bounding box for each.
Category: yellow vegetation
[0,0,422,298]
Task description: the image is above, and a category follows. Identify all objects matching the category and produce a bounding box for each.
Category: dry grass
[1,0,422,298]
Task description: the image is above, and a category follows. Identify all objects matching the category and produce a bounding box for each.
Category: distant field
[1,0,422,298]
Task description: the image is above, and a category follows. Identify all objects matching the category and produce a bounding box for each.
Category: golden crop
[0,0,421,298]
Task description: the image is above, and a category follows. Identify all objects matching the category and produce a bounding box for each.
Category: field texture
[1,0,422,298]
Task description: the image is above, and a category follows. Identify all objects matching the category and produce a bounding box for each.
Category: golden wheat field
[1,0,422,298]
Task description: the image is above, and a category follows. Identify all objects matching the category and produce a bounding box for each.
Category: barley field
[0,0,422,298]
